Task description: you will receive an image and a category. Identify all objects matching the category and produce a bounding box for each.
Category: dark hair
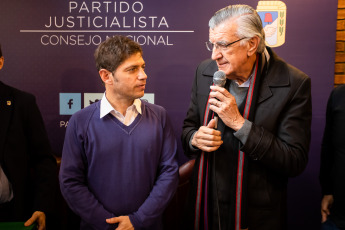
[94,35,142,72]
[0,43,2,57]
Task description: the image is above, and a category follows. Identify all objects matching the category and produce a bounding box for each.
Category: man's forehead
[120,53,145,67]
[209,26,237,42]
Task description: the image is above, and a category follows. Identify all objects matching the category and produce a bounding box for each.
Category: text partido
[69,1,144,14]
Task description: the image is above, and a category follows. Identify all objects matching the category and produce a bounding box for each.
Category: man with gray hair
[182,4,311,230]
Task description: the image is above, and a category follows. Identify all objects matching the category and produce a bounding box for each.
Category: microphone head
[213,70,226,87]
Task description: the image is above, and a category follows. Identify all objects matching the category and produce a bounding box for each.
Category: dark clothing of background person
[0,81,57,225]
[320,84,345,229]
[182,47,312,230]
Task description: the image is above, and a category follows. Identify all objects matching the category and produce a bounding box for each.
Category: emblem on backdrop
[257,1,286,47]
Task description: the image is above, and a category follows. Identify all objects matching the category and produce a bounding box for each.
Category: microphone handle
[214,114,218,130]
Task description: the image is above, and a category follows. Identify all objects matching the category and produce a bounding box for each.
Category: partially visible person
[59,35,179,230]
[320,84,345,230]
[0,43,58,230]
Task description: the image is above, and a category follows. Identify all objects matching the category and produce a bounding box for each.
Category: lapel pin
[7,101,11,106]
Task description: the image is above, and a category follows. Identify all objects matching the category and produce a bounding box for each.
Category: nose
[138,68,147,80]
[211,48,222,61]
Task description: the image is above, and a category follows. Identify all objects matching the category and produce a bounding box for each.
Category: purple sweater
[59,100,179,230]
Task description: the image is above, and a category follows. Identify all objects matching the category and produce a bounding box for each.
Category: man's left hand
[321,195,334,223]
[24,211,46,230]
[209,85,245,131]
[106,216,134,230]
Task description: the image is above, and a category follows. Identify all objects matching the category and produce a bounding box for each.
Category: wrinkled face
[209,21,251,79]
[108,52,147,101]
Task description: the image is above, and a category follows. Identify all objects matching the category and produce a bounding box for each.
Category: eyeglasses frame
[205,37,247,52]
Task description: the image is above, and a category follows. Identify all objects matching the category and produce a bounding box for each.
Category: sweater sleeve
[59,114,114,229]
[129,112,179,229]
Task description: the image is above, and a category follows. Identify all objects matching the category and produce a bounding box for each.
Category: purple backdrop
[0,0,337,229]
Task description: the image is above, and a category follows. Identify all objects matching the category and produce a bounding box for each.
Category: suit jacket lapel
[257,47,290,104]
[257,80,272,104]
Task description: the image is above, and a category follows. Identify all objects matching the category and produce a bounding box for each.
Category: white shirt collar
[100,92,142,119]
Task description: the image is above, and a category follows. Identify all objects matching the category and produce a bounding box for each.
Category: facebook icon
[60,93,81,115]
[68,99,73,109]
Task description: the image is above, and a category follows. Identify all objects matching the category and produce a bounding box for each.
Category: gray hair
[209,4,266,53]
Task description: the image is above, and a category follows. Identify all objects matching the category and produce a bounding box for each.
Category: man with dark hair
[0,43,57,229]
[59,35,179,230]
[320,84,345,230]
[182,4,312,230]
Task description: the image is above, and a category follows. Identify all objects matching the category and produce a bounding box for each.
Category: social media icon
[84,93,103,108]
[141,93,155,104]
[60,93,81,115]
[67,99,74,109]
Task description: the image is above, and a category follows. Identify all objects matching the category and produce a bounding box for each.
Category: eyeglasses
[205,37,246,52]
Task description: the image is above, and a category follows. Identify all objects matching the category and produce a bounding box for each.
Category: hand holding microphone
[209,70,245,131]
[211,71,226,129]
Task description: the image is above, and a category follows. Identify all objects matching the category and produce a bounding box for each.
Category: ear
[247,36,259,57]
[99,69,113,85]
[0,57,4,70]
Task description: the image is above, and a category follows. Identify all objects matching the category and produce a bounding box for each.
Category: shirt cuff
[234,119,252,145]
[189,131,199,152]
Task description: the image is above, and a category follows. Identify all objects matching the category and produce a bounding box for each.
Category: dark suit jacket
[0,81,57,221]
[182,47,312,230]
[320,84,345,228]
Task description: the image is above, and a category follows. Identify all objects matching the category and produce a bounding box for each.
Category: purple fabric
[59,100,179,230]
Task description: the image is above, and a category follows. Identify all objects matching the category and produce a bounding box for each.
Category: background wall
[0,0,338,229]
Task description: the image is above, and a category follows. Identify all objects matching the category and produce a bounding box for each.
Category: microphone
[212,70,226,129]
[213,70,226,87]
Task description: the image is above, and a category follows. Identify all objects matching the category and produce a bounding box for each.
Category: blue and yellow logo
[257,1,286,47]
